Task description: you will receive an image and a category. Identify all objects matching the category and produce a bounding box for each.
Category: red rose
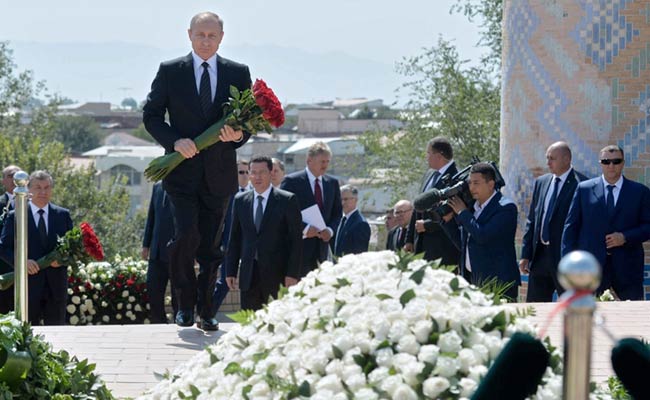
[253,79,284,128]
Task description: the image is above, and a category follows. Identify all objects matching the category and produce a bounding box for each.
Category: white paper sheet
[301,204,327,231]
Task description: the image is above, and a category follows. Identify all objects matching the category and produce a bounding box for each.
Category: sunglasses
[238,170,249,175]
[600,158,623,165]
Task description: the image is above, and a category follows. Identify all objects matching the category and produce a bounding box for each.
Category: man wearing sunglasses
[562,145,650,300]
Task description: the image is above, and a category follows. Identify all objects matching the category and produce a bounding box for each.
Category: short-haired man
[226,155,302,310]
[404,137,460,266]
[0,165,20,314]
[143,12,252,330]
[445,163,520,300]
[0,171,73,324]
[562,145,650,300]
[520,142,587,302]
[271,158,285,189]
[332,185,371,257]
[281,142,342,275]
[387,200,413,251]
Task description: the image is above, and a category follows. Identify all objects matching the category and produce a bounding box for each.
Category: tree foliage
[51,115,104,154]
[451,0,503,74]
[0,42,141,259]
[357,37,501,199]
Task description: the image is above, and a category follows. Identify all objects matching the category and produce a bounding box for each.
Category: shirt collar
[191,51,217,72]
[305,167,320,184]
[601,174,624,190]
[474,190,497,212]
[436,160,454,176]
[343,208,358,219]
[254,185,273,200]
[6,192,14,201]
[29,202,49,215]
[555,167,572,182]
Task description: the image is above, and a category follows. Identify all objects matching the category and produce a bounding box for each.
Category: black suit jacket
[406,164,460,265]
[332,210,371,257]
[142,182,175,262]
[226,188,302,292]
[143,53,252,197]
[521,169,587,268]
[0,203,73,302]
[0,193,14,274]
[280,170,342,274]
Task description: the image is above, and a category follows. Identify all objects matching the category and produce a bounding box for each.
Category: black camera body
[416,158,506,222]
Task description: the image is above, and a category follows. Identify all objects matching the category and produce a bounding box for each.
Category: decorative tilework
[572,0,640,71]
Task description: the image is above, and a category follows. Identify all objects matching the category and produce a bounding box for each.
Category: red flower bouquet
[144,79,284,181]
[0,222,104,290]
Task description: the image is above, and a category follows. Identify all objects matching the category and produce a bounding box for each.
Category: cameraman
[443,163,520,301]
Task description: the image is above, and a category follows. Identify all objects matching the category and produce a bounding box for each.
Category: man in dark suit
[445,163,520,300]
[0,165,20,314]
[142,182,178,323]
[384,207,399,250]
[226,155,302,310]
[143,12,252,330]
[387,200,413,251]
[562,145,650,300]
[520,142,587,302]
[0,171,73,325]
[281,142,342,276]
[404,137,460,266]
[332,185,370,257]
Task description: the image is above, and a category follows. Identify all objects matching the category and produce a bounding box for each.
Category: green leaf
[409,268,426,284]
[227,310,256,326]
[224,362,241,375]
[242,385,252,400]
[376,340,391,350]
[450,277,460,291]
[375,294,392,300]
[298,380,311,397]
[399,289,416,306]
[229,85,240,101]
[332,345,344,359]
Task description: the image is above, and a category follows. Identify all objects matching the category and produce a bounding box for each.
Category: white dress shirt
[252,186,272,220]
[542,168,572,223]
[29,202,50,232]
[601,175,623,206]
[191,52,217,101]
[465,190,498,273]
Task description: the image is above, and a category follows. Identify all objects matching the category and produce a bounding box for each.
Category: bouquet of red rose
[0,222,104,290]
[144,79,284,181]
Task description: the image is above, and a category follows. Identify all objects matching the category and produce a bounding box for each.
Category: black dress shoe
[199,317,219,331]
[175,310,194,327]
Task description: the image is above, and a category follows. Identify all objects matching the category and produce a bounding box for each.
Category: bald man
[520,142,587,302]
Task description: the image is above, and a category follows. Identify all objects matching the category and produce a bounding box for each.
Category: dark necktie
[541,177,561,243]
[398,226,406,247]
[254,195,264,233]
[199,62,212,116]
[335,216,347,254]
[240,187,246,192]
[37,209,47,247]
[606,185,616,216]
[314,178,324,211]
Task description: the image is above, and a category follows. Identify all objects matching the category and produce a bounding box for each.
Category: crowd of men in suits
[389,137,650,302]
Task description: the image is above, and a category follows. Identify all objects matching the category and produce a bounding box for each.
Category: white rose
[115,313,122,320]
[392,384,417,400]
[101,301,108,308]
[84,299,93,309]
[128,296,135,303]
[66,304,76,314]
[434,356,459,378]
[438,330,463,353]
[375,348,394,367]
[102,315,109,322]
[468,365,488,384]
[423,377,450,398]
[117,303,123,310]
[418,344,439,364]
[412,320,432,343]
[71,296,81,305]
[314,374,343,393]
[458,348,477,372]
[144,318,150,324]
[69,315,79,325]
[458,377,478,397]
[134,304,142,312]
[122,290,129,298]
[126,303,132,310]
[353,388,378,400]
[79,304,87,313]
[397,334,420,355]
[472,344,489,364]
[78,286,85,293]
[67,288,73,295]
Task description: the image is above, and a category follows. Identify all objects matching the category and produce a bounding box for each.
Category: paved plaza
[33,302,650,399]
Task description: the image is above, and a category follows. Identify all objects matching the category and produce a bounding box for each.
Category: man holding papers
[281,142,342,276]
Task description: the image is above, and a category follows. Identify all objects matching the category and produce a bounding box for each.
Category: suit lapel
[477,192,502,225]
[243,191,256,232]
[591,179,606,211]
[420,169,435,192]
[47,206,57,246]
[214,55,230,113]
[612,177,629,217]
[181,53,204,119]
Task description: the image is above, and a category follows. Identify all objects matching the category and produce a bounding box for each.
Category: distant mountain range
[9,41,406,107]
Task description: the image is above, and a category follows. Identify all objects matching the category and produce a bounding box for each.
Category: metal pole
[557,250,601,400]
[12,171,29,322]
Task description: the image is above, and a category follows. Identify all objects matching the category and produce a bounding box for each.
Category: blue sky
[2,0,485,104]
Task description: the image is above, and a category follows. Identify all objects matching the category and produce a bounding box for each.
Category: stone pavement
[33,302,650,399]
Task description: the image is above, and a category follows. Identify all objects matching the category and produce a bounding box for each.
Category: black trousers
[526,243,564,302]
[0,261,13,314]
[146,259,178,323]
[241,262,277,311]
[600,255,644,301]
[167,188,229,319]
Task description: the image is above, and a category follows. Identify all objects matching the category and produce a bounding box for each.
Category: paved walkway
[33,302,650,399]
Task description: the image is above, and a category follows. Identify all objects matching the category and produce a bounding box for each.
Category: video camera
[413,157,506,222]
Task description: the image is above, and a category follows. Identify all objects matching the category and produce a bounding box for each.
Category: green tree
[0,42,142,259]
[121,97,138,110]
[52,115,104,154]
[452,0,503,73]
[130,123,155,143]
[358,37,501,199]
